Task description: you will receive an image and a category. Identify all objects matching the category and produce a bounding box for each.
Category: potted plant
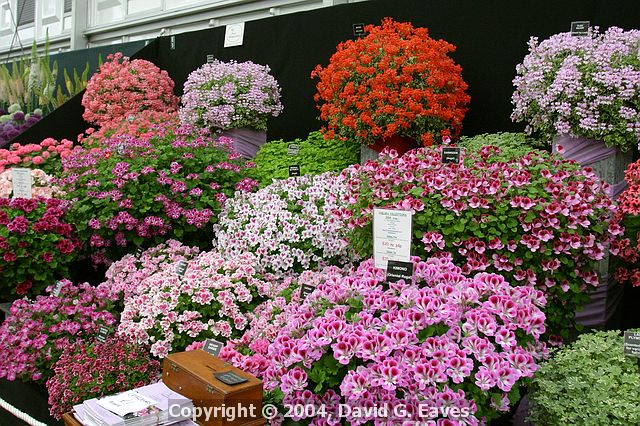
[511,26,640,195]
[312,17,470,161]
[179,60,283,158]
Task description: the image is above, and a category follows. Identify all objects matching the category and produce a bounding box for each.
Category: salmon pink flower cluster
[0,280,118,383]
[179,59,283,131]
[117,251,288,358]
[0,138,74,175]
[340,147,616,339]
[58,122,257,263]
[259,256,546,424]
[0,197,80,297]
[82,52,179,126]
[46,337,161,420]
[214,172,356,276]
[312,18,470,146]
[611,160,640,286]
[0,168,64,198]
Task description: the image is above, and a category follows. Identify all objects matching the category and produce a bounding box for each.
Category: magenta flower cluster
[256,256,546,425]
[339,147,617,340]
[214,172,356,276]
[117,250,289,358]
[0,280,118,383]
[511,26,640,150]
[58,121,258,264]
[179,60,283,131]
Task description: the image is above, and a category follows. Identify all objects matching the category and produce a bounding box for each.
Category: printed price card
[373,208,412,269]
[11,168,32,199]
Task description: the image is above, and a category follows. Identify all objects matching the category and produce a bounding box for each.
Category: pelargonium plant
[0,168,64,198]
[611,160,640,286]
[117,250,289,358]
[103,239,200,301]
[214,172,356,276]
[0,280,118,383]
[0,138,74,175]
[260,256,547,424]
[339,147,618,340]
[58,121,258,264]
[511,26,640,150]
[82,52,179,126]
[46,337,161,420]
[179,59,283,131]
[218,266,350,378]
[312,18,470,147]
[0,197,80,297]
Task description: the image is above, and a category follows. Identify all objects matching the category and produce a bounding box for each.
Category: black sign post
[571,21,590,36]
[353,23,365,37]
[287,144,299,156]
[96,325,110,343]
[288,165,301,177]
[175,260,188,276]
[624,331,640,357]
[441,147,462,164]
[203,339,224,357]
[386,260,414,283]
[300,284,315,300]
[214,371,248,385]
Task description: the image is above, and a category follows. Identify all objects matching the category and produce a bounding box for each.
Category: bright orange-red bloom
[311,18,470,147]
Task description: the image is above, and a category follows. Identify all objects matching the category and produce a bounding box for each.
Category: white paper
[373,208,412,269]
[11,168,32,199]
[224,22,245,47]
[96,390,158,417]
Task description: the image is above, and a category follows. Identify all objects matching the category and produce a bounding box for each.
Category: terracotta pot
[368,134,420,156]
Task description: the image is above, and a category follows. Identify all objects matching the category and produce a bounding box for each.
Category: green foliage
[459,132,546,163]
[250,131,359,186]
[528,330,640,425]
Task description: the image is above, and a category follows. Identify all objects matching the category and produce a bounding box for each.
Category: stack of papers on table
[71,381,196,426]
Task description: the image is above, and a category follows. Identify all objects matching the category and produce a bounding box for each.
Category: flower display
[0,280,118,383]
[0,197,80,297]
[611,160,640,286]
[46,337,161,420]
[0,138,74,175]
[260,256,547,424]
[312,18,470,147]
[214,172,356,276]
[82,52,179,126]
[58,121,257,264]
[0,168,64,198]
[103,239,200,301]
[118,250,287,358]
[339,147,617,339]
[511,26,640,150]
[179,60,283,131]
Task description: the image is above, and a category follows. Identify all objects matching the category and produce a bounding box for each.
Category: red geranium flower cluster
[612,160,640,286]
[81,53,179,126]
[312,18,470,147]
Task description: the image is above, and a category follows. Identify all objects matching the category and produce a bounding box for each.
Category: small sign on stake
[203,339,224,357]
[300,284,315,300]
[570,21,590,36]
[288,165,301,177]
[206,54,215,63]
[214,371,248,386]
[353,23,365,37]
[96,325,110,343]
[386,260,414,283]
[441,146,462,164]
[175,260,188,276]
[287,144,299,156]
[135,247,144,258]
[52,280,64,297]
[624,331,640,357]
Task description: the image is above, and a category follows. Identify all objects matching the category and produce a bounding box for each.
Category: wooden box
[62,412,82,426]
[163,350,264,426]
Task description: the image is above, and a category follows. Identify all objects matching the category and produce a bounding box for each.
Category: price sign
[203,339,224,357]
[373,208,412,269]
[11,168,32,199]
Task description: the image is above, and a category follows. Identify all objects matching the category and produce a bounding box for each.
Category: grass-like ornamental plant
[46,337,161,420]
[528,330,640,425]
[58,121,257,264]
[250,131,359,186]
[512,26,640,150]
[312,17,470,147]
[339,147,618,340]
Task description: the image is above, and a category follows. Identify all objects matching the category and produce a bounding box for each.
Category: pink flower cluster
[214,172,356,276]
[117,250,287,358]
[0,138,74,175]
[0,168,64,198]
[0,280,118,383]
[258,256,546,425]
[339,147,617,339]
[46,337,160,420]
[82,52,179,126]
[103,239,200,301]
[0,197,80,297]
[611,160,640,286]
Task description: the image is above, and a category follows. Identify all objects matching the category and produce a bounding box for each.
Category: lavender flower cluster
[179,60,283,131]
[511,26,640,150]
